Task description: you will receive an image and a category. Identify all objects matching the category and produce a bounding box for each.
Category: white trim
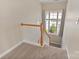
[62,45,70,59]
[23,40,40,47]
[0,41,23,58]
[0,40,49,58]
[65,47,70,59]
[23,40,49,47]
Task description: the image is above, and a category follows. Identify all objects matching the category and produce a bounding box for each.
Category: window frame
[45,11,62,34]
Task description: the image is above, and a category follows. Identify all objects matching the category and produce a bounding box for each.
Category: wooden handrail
[21,23,50,47]
[40,23,43,46]
[21,23,44,47]
[21,23,40,27]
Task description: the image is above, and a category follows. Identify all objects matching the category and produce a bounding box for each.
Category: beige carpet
[1,43,68,59]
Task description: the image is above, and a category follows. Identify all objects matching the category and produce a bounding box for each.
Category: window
[50,12,57,19]
[45,11,62,35]
[58,12,62,20]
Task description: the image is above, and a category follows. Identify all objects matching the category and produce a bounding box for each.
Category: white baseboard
[0,41,23,58]
[23,40,49,47]
[0,40,49,58]
[62,46,70,59]
[23,40,40,46]
[65,48,70,59]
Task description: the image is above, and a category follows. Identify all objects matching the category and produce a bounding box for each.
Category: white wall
[0,0,24,55]
[42,2,66,11]
[21,0,67,45]
[21,0,42,44]
[0,0,43,56]
[63,0,79,59]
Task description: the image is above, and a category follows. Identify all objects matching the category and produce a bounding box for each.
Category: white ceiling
[40,0,67,3]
